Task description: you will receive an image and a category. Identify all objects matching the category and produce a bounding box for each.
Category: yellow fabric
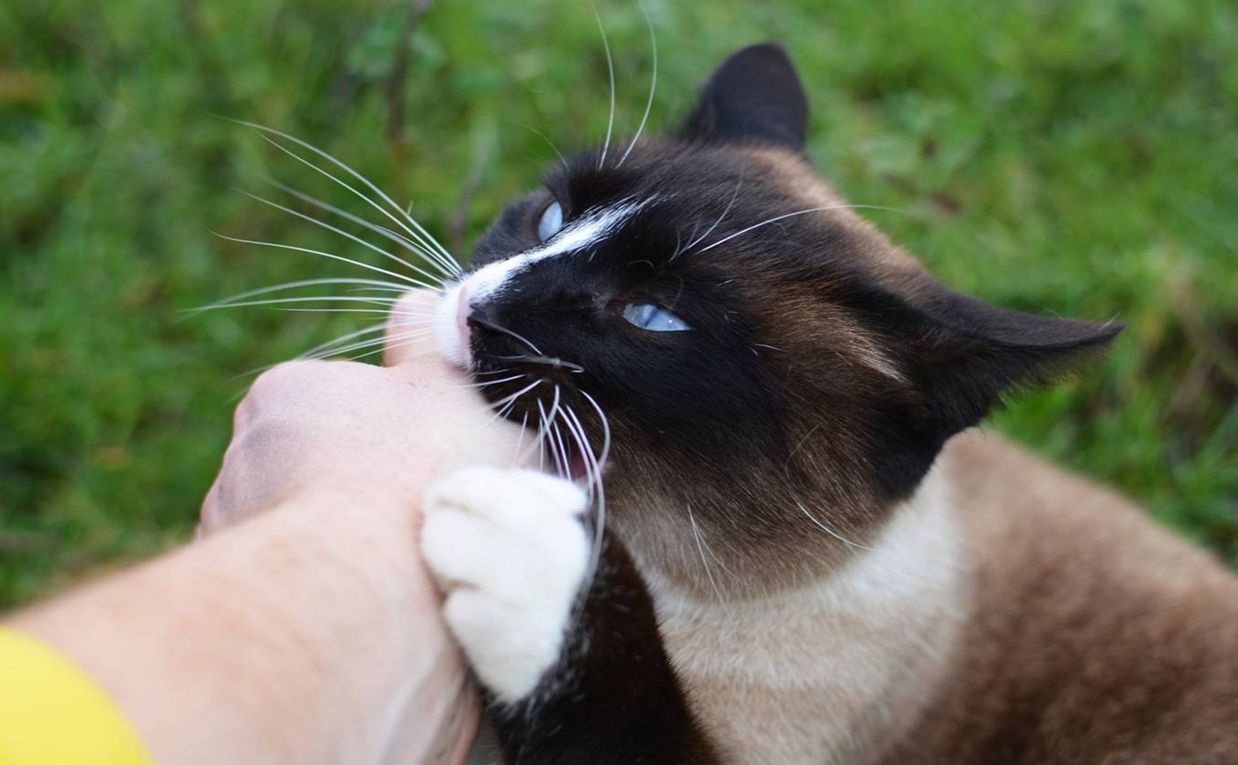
[0,628,154,765]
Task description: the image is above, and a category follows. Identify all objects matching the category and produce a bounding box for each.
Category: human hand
[200,290,523,533]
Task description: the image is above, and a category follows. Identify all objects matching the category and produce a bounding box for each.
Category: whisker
[190,277,414,314]
[256,133,459,278]
[517,123,570,174]
[266,179,441,264]
[239,189,449,287]
[617,2,657,168]
[305,327,433,360]
[577,389,612,467]
[512,412,532,465]
[573,389,611,586]
[273,308,397,314]
[246,121,463,276]
[492,354,584,373]
[212,233,432,289]
[549,411,571,479]
[560,403,606,600]
[795,500,873,551]
[592,3,616,170]
[193,295,402,313]
[465,373,523,389]
[536,400,550,472]
[344,286,413,294]
[541,385,561,438]
[488,380,541,424]
[298,322,390,358]
[697,204,912,254]
[468,316,543,355]
[231,121,462,277]
[341,331,435,363]
[687,503,726,604]
[230,321,389,381]
[681,168,745,255]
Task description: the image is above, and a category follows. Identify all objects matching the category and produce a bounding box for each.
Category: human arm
[8,294,519,765]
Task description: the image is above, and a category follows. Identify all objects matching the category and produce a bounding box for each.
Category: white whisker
[617,2,657,168]
[592,4,616,170]
[512,412,531,465]
[232,121,462,277]
[518,123,570,173]
[266,179,442,265]
[298,322,390,358]
[306,327,432,360]
[574,389,611,585]
[466,374,522,389]
[240,189,449,286]
[342,331,434,363]
[488,380,542,426]
[256,133,459,278]
[698,204,911,254]
[274,308,396,314]
[212,233,430,289]
[681,168,745,255]
[687,503,726,604]
[795,500,873,551]
[536,399,550,472]
[192,277,413,313]
[194,295,402,312]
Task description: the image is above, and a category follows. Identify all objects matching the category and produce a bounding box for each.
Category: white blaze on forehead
[466,198,649,304]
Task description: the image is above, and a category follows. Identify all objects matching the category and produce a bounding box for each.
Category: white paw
[421,467,590,703]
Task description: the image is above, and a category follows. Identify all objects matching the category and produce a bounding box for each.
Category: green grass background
[1,0,1235,609]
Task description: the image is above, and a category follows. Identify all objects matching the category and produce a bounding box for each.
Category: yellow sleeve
[0,628,154,765]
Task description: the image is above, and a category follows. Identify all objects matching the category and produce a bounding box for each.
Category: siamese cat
[418,44,1238,764]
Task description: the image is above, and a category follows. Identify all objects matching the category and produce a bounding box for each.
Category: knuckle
[250,359,330,396]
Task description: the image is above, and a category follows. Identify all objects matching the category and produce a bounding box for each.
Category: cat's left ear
[679,43,808,152]
[894,288,1122,440]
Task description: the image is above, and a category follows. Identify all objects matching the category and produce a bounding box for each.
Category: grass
[1,0,1235,609]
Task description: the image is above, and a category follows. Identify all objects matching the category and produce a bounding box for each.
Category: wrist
[14,488,477,765]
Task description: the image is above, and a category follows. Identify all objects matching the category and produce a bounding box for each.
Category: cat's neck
[643,461,969,764]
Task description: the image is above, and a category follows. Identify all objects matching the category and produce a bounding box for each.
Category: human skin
[10,290,516,765]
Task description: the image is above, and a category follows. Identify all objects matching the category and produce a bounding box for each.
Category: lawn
[1,0,1235,609]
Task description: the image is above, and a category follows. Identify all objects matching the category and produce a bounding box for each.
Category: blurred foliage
[1,0,1235,608]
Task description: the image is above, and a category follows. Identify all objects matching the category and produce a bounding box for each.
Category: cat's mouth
[430,286,600,485]
[562,446,590,483]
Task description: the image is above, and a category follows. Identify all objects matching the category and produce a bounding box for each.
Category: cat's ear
[897,288,1121,439]
[679,43,808,152]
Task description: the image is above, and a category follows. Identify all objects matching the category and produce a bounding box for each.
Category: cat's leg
[422,467,718,765]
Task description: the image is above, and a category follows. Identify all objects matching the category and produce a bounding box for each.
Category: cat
[417,43,1238,764]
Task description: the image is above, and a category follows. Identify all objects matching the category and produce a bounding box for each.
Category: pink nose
[455,279,477,340]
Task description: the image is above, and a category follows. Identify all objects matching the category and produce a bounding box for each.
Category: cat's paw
[421,467,590,704]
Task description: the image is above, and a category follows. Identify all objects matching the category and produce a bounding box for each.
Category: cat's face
[433,44,1117,592]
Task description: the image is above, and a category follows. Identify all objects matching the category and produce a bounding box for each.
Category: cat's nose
[431,281,477,368]
[455,279,478,337]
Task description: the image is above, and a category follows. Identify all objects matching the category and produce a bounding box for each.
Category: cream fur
[645,462,968,765]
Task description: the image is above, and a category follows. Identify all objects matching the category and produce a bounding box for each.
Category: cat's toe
[421,467,590,703]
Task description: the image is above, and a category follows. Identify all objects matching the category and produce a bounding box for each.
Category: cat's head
[432,44,1119,592]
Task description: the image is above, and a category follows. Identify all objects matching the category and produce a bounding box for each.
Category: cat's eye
[537,201,564,241]
[622,303,692,332]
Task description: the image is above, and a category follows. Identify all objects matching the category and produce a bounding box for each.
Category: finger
[385,289,442,367]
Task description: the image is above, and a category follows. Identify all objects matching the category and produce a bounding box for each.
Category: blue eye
[537,201,564,241]
[622,303,692,332]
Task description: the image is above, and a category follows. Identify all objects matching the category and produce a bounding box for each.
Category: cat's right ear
[678,43,809,152]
